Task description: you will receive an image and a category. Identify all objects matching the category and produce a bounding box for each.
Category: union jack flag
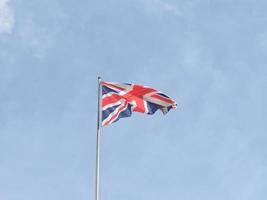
[101,81,177,126]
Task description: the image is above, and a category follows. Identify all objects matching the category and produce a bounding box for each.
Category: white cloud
[0,0,14,34]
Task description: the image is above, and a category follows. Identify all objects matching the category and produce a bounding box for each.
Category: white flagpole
[95,76,102,200]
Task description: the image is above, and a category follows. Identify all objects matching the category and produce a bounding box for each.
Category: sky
[0,0,266,199]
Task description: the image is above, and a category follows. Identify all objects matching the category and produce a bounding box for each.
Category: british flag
[101,81,177,126]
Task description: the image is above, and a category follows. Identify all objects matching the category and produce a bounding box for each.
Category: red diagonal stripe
[103,102,128,126]
[102,94,122,108]
[101,82,124,91]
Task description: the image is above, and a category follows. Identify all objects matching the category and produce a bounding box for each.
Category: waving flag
[101,81,177,126]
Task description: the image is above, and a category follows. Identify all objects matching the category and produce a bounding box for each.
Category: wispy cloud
[18,18,53,60]
[0,0,14,34]
[142,0,181,16]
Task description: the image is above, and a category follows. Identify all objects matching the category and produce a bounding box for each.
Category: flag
[101,81,177,126]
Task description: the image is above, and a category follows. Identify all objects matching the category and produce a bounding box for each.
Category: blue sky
[0,0,266,199]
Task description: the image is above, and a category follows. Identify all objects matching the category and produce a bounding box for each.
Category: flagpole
[95,76,102,200]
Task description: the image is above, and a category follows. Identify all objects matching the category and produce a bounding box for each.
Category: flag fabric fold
[101,81,177,126]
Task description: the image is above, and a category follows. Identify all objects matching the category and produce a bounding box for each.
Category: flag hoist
[95,77,177,200]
